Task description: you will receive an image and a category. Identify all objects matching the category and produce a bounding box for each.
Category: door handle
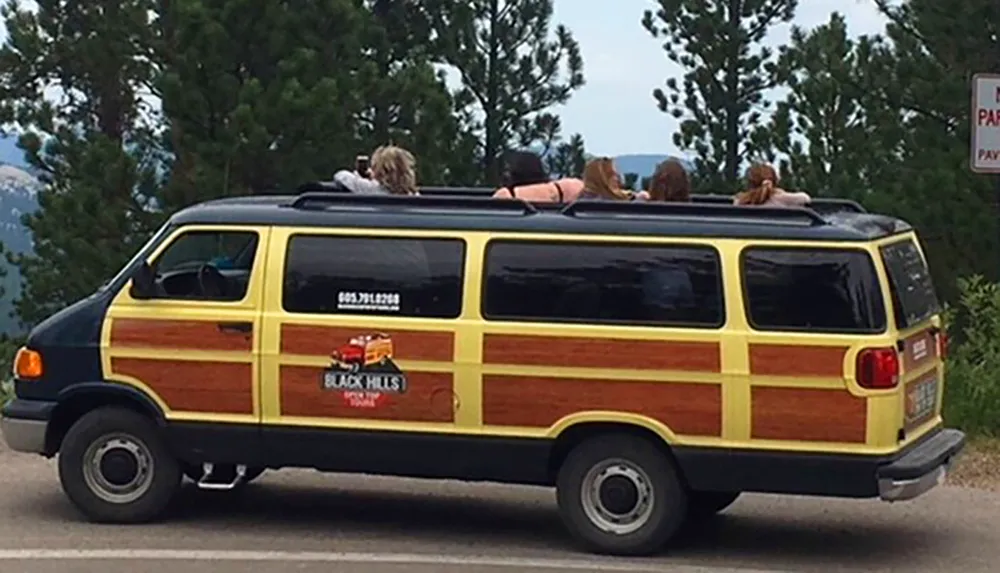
[217,321,252,334]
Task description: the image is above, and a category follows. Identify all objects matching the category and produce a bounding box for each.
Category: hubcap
[580,458,654,535]
[82,433,154,504]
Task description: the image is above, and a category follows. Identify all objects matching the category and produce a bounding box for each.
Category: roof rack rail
[561,199,828,225]
[418,186,494,197]
[288,190,538,215]
[691,193,866,213]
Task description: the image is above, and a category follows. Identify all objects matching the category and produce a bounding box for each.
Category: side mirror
[129,262,156,299]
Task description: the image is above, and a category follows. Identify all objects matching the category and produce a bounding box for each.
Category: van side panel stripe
[110,358,253,415]
[748,344,848,377]
[482,334,721,372]
[279,367,454,422]
[750,387,867,442]
[482,374,722,436]
[111,318,252,352]
[280,324,454,361]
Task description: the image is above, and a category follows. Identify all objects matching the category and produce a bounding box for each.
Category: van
[0,185,966,555]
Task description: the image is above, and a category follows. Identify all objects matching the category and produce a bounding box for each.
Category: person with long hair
[334,145,419,195]
[492,150,584,202]
[578,157,635,201]
[733,163,809,207]
[647,159,691,202]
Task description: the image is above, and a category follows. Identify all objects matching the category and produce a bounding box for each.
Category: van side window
[742,247,886,333]
[483,240,724,327]
[147,230,259,301]
[282,235,465,318]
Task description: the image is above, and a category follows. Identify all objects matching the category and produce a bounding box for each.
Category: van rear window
[742,247,886,334]
[879,238,941,329]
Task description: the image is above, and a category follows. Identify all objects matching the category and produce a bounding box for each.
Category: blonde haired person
[334,145,419,195]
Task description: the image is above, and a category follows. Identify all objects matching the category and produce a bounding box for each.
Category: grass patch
[950,437,1000,491]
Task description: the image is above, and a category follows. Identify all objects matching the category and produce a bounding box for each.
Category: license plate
[906,376,938,425]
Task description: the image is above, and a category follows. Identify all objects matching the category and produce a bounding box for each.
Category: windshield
[97,223,175,293]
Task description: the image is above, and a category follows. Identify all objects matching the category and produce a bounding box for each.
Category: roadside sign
[971,73,1000,173]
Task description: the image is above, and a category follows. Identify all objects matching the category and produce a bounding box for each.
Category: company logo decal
[321,333,407,408]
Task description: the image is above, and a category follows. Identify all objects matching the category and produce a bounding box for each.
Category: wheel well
[45,391,162,455]
[547,422,681,483]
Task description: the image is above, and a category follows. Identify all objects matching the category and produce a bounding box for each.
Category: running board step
[196,463,247,491]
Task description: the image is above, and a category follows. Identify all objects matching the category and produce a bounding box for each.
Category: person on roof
[733,163,810,207]
[492,150,584,202]
[334,145,419,195]
[577,157,647,201]
[646,159,691,202]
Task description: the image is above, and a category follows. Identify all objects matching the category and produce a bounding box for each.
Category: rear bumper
[0,398,55,455]
[876,428,965,502]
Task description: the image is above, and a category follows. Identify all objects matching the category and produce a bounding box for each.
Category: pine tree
[426,0,585,185]
[359,0,479,185]
[155,0,374,211]
[0,0,162,327]
[762,13,883,200]
[642,0,797,189]
[860,0,1000,297]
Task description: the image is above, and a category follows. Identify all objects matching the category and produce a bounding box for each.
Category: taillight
[937,332,948,360]
[856,347,899,389]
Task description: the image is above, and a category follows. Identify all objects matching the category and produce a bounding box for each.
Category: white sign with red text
[972,73,1000,173]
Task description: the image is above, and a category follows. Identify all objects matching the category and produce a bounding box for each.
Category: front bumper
[0,398,54,455]
[876,428,965,502]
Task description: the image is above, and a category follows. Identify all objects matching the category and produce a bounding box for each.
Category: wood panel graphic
[111,318,252,352]
[748,344,848,377]
[281,367,454,422]
[281,324,453,361]
[482,375,721,435]
[750,387,867,443]
[278,324,456,422]
[483,334,721,372]
[111,357,253,414]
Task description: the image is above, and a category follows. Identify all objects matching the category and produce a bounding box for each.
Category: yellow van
[0,185,965,556]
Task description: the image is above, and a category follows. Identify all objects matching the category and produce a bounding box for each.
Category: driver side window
[147,229,260,302]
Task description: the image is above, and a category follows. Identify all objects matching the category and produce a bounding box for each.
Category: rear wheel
[555,433,687,556]
[57,407,181,523]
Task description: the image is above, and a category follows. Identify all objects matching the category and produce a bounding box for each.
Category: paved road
[1,441,998,573]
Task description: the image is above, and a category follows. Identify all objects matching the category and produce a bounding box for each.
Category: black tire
[556,433,688,556]
[687,491,740,520]
[57,406,181,523]
[183,464,266,486]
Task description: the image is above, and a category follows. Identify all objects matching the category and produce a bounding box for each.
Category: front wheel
[556,433,688,556]
[57,407,181,523]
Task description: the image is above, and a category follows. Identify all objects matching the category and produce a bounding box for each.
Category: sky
[552,0,890,156]
[0,0,889,159]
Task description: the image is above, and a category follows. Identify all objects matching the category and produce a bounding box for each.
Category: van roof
[168,182,913,242]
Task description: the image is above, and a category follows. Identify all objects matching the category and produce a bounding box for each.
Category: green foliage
[641,0,797,188]
[426,0,586,184]
[762,13,889,200]
[942,276,1000,436]
[0,0,162,328]
[156,0,372,210]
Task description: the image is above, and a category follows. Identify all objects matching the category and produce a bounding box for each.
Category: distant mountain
[613,154,694,180]
[0,163,40,335]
